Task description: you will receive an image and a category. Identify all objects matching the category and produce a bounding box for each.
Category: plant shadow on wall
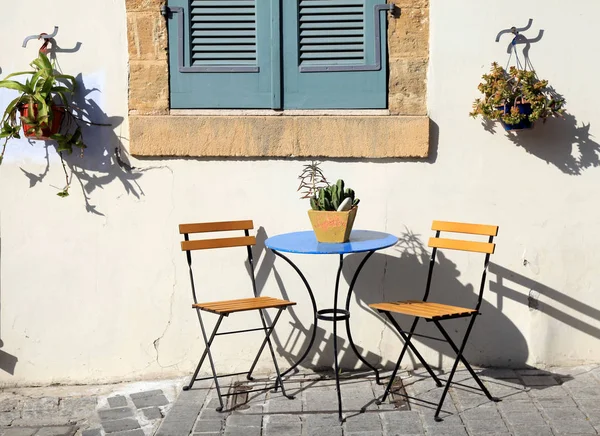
[505,114,600,175]
[479,112,600,176]
[17,74,146,215]
[0,47,148,215]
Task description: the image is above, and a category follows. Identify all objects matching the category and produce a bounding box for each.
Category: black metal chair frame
[374,226,501,421]
[181,226,294,411]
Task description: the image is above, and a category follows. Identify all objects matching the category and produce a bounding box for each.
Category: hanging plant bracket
[22,26,59,49]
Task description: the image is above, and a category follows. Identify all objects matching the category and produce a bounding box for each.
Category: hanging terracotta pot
[19,104,65,139]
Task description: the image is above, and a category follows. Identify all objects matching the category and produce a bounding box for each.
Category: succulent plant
[297,161,329,199]
[298,162,359,211]
[310,179,360,211]
[470,62,565,126]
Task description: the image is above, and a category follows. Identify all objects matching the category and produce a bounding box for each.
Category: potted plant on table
[297,161,360,243]
[0,50,89,196]
[470,62,565,131]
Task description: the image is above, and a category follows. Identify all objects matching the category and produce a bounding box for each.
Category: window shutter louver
[168,0,278,108]
[190,0,258,69]
[283,0,390,109]
[299,0,366,69]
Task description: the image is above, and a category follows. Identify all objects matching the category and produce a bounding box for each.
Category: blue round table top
[265,230,398,255]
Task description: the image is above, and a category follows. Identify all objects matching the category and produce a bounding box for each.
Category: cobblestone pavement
[156,365,600,436]
[0,378,185,436]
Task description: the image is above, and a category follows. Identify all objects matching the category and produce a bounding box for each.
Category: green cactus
[310,179,359,211]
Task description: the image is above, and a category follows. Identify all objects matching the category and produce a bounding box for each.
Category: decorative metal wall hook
[507,29,544,57]
[22,26,59,49]
[495,19,544,66]
[495,19,533,43]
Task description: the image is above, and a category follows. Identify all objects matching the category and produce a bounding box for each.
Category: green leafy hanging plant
[0,50,100,196]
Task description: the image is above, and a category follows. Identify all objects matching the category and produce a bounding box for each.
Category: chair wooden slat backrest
[179,220,257,305]
[431,220,498,236]
[179,220,254,235]
[423,220,499,308]
[428,220,497,255]
[179,220,256,251]
[428,237,495,254]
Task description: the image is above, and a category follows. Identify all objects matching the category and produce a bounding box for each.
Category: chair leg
[376,320,413,405]
[377,313,441,405]
[255,308,295,399]
[432,315,496,421]
[434,318,500,403]
[184,313,224,392]
[385,314,443,386]
[196,312,226,412]
[246,326,270,382]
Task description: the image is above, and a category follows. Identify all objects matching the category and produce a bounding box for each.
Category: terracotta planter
[19,104,65,139]
[307,207,358,243]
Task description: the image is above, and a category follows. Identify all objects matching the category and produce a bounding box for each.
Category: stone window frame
[126,0,430,158]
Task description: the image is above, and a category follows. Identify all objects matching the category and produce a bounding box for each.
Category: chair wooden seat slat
[369,301,476,319]
[195,296,296,315]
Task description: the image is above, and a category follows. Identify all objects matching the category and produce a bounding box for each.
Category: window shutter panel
[167,0,279,108]
[283,0,391,109]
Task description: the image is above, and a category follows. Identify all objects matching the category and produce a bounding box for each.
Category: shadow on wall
[343,230,528,370]
[253,227,600,379]
[481,113,600,175]
[507,113,600,175]
[1,38,150,215]
[19,73,144,215]
[0,236,18,375]
[489,262,600,343]
[251,227,395,372]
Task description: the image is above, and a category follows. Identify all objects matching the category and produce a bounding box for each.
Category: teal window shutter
[167,0,280,108]
[282,0,391,109]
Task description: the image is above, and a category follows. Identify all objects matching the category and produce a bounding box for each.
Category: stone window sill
[129,114,430,158]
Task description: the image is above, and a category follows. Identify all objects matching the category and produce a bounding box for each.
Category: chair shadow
[251,226,600,402]
[342,230,529,372]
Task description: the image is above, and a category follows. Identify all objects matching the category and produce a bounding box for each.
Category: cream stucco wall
[1,0,600,386]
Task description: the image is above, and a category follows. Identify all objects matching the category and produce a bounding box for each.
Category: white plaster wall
[1,0,599,386]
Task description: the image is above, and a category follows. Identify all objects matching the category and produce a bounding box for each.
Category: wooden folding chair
[179,220,296,411]
[370,220,500,420]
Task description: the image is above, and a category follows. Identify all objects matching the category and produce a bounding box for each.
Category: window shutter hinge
[386,3,400,18]
[160,5,169,17]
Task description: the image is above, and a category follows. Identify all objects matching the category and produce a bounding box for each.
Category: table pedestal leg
[272,251,319,380]
[344,251,381,383]
[273,249,380,422]
[332,254,344,422]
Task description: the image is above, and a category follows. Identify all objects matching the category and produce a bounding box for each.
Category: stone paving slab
[0,378,185,436]
[154,365,600,436]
